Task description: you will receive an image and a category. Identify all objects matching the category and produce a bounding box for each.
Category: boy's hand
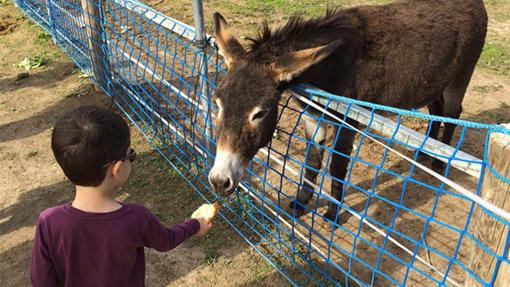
[193,217,213,236]
[191,203,220,236]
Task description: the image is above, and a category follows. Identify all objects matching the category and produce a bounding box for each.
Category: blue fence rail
[14,0,510,286]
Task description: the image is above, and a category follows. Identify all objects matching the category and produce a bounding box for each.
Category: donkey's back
[352,0,487,108]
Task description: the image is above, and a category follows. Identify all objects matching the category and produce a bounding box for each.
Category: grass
[16,54,46,70]
[11,21,62,70]
[205,249,220,264]
[36,31,52,43]
[244,0,327,17]
[238,0,394,18]
[204,0,393,34]
[30,24,63,62]
[479,42,510,75]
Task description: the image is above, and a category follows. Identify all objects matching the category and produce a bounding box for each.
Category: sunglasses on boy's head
[102,148,137,168]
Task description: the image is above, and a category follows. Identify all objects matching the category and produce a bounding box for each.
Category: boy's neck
[72,185,122,213]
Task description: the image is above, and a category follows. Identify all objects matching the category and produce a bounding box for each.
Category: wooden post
[80,0,110,91]
[466,123,510,287]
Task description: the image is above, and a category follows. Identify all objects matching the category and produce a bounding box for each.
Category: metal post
[192,0,214,160]
[192,0,206,47]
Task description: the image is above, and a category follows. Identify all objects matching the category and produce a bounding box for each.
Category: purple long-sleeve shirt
[30,202,200,287]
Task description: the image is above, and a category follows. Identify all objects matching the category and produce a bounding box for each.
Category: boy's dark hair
[51,105,130,186]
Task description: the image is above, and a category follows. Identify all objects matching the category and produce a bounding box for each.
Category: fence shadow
[0,83,108,143]
[0,181,72,237]
[457,105,510,158]
[0,240,33,287]
[0,61,77,93]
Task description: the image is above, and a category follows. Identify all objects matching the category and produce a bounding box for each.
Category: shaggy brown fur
[209,0,487,221]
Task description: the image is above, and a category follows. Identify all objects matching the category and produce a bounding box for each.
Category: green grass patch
[479,42,510,75]
[205,249,220,265]
[36,31,52,43]
[245,0,326,17]
[243,0,393,18]
[17,54,46,70]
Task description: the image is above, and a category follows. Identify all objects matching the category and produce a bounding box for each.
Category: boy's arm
[31,218,59,286]
[142,211,200,252]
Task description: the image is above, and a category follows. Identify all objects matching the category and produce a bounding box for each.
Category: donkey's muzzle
[208,149,244,196]
[209,173,234,195]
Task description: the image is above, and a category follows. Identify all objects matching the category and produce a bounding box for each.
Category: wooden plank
[466,124,510,287]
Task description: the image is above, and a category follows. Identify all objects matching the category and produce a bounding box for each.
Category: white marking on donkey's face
[208,148,245,196]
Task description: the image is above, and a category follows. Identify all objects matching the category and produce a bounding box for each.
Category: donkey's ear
[270,39,345,82]
[214,12,245,69]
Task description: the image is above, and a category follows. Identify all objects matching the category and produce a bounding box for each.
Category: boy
[31,105,214,286]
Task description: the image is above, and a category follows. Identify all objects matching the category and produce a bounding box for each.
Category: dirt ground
[1,0,509,286]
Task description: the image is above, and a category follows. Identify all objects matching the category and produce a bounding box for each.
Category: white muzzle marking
[208,149,244,194]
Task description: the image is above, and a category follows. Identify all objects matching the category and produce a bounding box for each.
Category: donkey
[208,0,487,221]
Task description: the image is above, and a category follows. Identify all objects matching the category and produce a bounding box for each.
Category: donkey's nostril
[223,177,232,190]
[209,173,234,194]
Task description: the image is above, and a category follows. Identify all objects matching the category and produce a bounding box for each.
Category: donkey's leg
[418,99,443,161]
[427,99,443,140]
[324,119,359,221]
[433,60,478,170]
[290,114,328,212]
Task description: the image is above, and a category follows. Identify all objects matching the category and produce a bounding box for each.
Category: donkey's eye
[251,110,268,122]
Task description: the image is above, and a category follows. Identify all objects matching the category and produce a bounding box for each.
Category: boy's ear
[110,161,123,178]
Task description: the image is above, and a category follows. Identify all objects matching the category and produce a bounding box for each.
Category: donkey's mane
[247,8,356,51]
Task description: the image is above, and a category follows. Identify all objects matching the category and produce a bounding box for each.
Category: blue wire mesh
[13,0,510,286]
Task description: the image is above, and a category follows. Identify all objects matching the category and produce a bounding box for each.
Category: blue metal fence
[14,0,510,286]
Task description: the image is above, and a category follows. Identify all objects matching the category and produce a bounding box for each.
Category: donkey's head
[208,13,344,196]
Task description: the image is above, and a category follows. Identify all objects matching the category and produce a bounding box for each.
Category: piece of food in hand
[192,202,220,223]
[208,202,220,222]
[201,202,220,223]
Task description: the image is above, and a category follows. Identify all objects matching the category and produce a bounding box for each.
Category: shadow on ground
[0,83,108,143]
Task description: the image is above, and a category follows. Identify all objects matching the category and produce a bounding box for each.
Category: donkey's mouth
[209,178,240,197]
[208,149,245,196]
[208,172,242,197]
